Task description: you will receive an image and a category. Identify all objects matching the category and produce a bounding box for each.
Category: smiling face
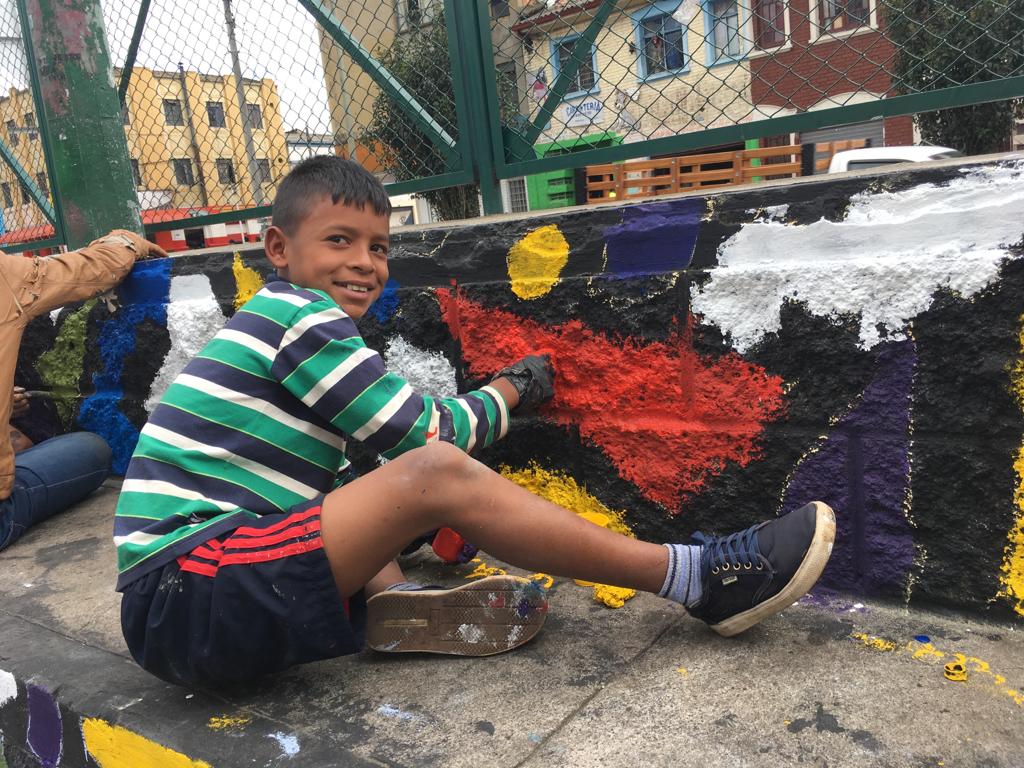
[264,195,390,319]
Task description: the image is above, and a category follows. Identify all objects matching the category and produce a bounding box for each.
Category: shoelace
[692,522,767,575]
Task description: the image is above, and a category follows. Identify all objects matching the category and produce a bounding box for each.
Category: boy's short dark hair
[272,156,391,234]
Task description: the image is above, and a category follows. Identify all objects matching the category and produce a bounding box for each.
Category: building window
[552,34,597,97]
[19,181,30,205]
[490,0,509,17]
[753,0,786,49]
[505,177,528,213]
[24,112,37,141]
[1,182,12,208]
[172,158,195,186]
[216,158,237,185]
[253,158,271,185]
[496,59,520,110]
[819,0,870,31]
[130,158,142,187]
[707,0,742,62]
[207,101,226,128]
[35,172,48,198]
[163,99,184,126]
[6,120,18,146]
[638,12,686,77]
[245,103,263,129]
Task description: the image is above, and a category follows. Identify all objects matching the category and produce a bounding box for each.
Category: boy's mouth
[335,282,372,294]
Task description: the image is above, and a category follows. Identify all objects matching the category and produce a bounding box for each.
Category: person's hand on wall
[98,230,169,260]
[11,387,29,418]
[494,354,555,411]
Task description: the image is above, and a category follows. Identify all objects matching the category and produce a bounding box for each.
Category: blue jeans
[0,432,111,551]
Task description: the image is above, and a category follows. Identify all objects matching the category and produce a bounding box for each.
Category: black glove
[495,354,555,409]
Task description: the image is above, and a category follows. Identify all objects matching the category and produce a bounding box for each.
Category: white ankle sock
[657,543,703,608]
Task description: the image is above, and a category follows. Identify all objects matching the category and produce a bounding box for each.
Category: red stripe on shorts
[232,506,320,538]
[222,519,321,551]
[177,555,219,577]
[219,536,324,566]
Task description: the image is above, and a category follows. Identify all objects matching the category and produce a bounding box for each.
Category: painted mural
[14,158,1024,620]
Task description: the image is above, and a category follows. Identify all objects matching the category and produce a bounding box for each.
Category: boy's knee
[402,442,480,488]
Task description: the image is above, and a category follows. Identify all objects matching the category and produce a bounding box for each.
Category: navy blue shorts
[120,498,367,688]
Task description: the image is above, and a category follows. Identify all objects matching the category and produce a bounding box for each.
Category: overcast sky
[1,0,335,133]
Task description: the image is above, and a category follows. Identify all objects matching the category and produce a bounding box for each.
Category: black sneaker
[686,501,836,637]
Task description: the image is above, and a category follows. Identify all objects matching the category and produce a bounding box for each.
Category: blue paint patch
[79,259,171,473]
[603,197,704,277]
[368,278,400,324]
[914,635,930,643]
[26,684,62,768]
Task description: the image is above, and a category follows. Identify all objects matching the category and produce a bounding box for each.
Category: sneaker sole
[365,575,549,656]
[710,501,836,638]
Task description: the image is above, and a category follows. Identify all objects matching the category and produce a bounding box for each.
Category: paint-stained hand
[99,229,169,260]
[495,354,555,410]
[11,387,29,418]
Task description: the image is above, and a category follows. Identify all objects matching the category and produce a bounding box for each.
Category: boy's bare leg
[364,561,406,596]
[320,441,669,599]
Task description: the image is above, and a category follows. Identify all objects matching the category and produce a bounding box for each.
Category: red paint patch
[437,290,786,509]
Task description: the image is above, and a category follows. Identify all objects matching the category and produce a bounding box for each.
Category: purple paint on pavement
[783,340,917,596]
[603,197,704,277]
[26,684,62,768]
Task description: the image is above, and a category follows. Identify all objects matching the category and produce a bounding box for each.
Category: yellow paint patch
[501,463,636,608]
[232,252,265,310]
[677,667,688,677]
[530,573,555,589]
[1000,316,1024,616]
[849,632,1023,707]
[207,714,251,730]
[507,225,570,300]
[465,558,507,579]
[83,718,212,768]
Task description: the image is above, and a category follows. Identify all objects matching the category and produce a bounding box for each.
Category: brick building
[747,0,913,156]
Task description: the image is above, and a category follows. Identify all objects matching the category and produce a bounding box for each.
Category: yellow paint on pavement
[507,225,570,300]
[83,718,212,768]
[465,558,507,579]
[233,252,265,310]
[207,714,252,730]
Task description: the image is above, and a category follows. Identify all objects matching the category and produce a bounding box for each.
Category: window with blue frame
[707,0,742,62]
[639,12,686,77]
[552,35,597,96]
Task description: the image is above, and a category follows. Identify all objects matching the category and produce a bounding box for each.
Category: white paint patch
[507,625,523,645]
[0,669,17,707]
[146,274,228,412]
[754,204,789,222]
[692,162,1024,351]
[49,308,61,324]
[376,704,426,723]
[384,336,458,397]
[457,623,485,644]
[268,731,300,757]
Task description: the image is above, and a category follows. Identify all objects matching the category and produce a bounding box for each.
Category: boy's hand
[99,229,169,260]
[11,387,29,418]
[494,354,555,410]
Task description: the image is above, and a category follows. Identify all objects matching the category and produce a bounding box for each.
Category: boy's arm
[271,301,533,459]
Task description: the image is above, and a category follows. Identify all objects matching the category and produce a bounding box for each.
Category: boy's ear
[263,225,289,270]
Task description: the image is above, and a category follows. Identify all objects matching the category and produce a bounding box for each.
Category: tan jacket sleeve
[0,233,144,499]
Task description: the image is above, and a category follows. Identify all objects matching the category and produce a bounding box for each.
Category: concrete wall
[15,156,1024,621]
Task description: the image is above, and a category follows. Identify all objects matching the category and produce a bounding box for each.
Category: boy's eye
[371,244,389,256]
[326,235,349,244]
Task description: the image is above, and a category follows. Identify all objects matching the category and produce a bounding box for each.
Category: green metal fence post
[19,0,142,249]
[453,1,503,215]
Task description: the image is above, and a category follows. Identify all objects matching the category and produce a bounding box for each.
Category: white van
[827,146,963,173]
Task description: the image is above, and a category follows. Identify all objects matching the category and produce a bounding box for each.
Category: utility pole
[18,0,141,248]
[177,63,209,207]
[222,0,263,206]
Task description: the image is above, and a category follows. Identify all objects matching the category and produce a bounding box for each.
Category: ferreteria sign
[564,98,603,128]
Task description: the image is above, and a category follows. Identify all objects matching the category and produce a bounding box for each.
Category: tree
[886,0,1024,155]
[362,10,481,221]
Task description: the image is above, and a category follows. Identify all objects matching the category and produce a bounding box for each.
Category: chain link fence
[0,0,1022,250]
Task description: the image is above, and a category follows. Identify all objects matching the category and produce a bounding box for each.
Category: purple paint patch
[603,197,704,277]
[783,340,917,597]
[516,599,532,618]
[26,684,62,768]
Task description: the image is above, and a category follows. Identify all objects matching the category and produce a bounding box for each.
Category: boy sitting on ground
[115,156,836,688]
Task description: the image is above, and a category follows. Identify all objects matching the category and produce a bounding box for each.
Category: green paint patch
[35,300,96,426]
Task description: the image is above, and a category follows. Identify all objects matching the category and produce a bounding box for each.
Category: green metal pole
[20,0,142,249]
[456,1,502,215]
[117,0,151,107]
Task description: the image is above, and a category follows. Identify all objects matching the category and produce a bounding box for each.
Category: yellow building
[0,66,288,241]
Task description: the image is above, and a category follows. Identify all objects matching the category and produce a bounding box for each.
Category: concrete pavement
[0,482,1021,767]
